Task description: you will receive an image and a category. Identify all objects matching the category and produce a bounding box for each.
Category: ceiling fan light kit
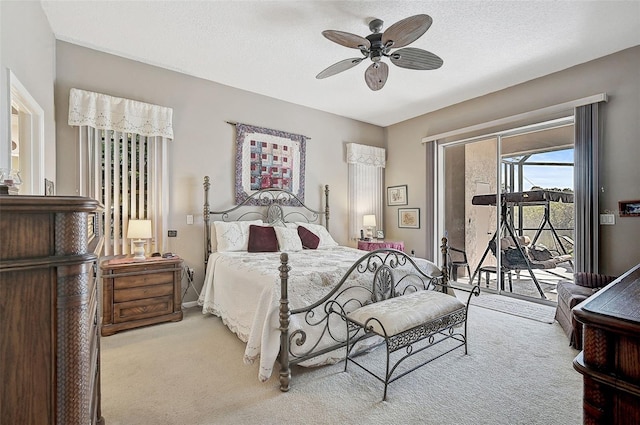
[317,14,443,91]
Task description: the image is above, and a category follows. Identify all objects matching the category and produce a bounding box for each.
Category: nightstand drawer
[114,296,173,323]
[114,282,174,302]
[114,271,174,289]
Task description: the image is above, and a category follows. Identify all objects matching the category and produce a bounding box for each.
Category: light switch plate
[599,214,615,225]
[186,214,194,225]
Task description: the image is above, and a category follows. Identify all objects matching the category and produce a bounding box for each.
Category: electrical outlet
[187,267,194,281]
[168,230,177,237]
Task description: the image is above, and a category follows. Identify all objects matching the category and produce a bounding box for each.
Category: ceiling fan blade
[316,58,364,79]
[382,14,432,48]
[390,47,443,70]
[364,62,389,91]
[322,30,371,49]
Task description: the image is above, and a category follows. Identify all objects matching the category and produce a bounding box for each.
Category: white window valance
[346,143,386,168]
[68,88,174,139]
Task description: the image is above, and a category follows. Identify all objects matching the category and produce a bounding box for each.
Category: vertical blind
[346,143,386,240]
[79,129,169,255]
[70,88,173,256]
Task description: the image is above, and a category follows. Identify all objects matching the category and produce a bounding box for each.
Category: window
[69,88,173,256]
[346,143,386,240]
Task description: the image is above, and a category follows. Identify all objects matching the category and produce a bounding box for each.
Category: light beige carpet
[470,294,557,323]
[100,301,582,425]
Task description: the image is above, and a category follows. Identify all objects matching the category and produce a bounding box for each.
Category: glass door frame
[435,117,574,304]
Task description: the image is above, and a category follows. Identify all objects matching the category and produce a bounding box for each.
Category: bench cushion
[347,290,465,337]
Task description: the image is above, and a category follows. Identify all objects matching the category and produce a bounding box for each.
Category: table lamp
[363,215,376,240]
[127,219,152,260]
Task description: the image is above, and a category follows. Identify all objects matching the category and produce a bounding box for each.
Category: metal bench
[333,250,480,400]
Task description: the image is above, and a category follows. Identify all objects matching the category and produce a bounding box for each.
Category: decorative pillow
[214,220,263,252]
[274,227,303,252]
[296,222,338,249]
[529,245,553,261]
[297,225,320,249]
[248,225,279,252]
[504,247,529,268]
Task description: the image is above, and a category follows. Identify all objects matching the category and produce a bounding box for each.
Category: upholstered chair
[555,272,618,349]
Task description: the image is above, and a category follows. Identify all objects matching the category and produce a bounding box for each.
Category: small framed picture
[398,208,420,229]
[44,178,55,196]
[619,200,640,217]
[376,230,385,239]
[387,185,408,206]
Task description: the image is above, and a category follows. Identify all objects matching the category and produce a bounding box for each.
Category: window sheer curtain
[574,102,601,273]
[69,88,173,255]
[347,143,385,240]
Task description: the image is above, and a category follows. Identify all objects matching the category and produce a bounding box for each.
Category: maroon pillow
[248,225,278,252]
[297,225,320,249]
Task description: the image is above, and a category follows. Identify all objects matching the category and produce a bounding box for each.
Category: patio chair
[448,246,471,282]
[555,272,618,349]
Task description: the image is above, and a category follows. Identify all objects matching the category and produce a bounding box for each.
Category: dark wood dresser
[0,195,104,425]
[101,256,183,336]
[573,263,640,424]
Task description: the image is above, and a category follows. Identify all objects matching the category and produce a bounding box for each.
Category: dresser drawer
[114,270,174,289]
[113,296,173,323]
[114,282,174,302]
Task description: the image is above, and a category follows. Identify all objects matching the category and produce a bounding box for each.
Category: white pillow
[209,223,218,252]
[295,222,339,249]
[269,219,287,228]
[274,227,303,252]
[214,220,263,252]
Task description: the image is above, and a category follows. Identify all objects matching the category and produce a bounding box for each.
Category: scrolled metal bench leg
[344,323,351,373]
[383,339,391,401]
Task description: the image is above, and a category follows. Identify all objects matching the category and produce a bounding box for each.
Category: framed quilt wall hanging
[234,123,307,206]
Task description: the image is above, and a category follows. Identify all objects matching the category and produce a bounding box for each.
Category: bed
[198,176,454,390]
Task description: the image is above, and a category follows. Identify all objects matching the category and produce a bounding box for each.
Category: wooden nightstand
[101,256,183,336]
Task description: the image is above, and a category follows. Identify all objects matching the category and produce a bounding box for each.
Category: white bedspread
[198,246,441,381]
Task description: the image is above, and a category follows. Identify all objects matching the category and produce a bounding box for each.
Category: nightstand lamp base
[127,219,152,261]
[131,240,147,260]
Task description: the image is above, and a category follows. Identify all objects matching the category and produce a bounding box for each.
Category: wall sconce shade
[128,219,152,260]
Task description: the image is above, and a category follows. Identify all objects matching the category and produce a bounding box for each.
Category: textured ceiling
[41,1,640,127]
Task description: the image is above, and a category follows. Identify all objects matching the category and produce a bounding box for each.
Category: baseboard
[182,301,199,309]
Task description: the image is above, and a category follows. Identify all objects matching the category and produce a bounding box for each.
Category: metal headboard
[203,176,330,265]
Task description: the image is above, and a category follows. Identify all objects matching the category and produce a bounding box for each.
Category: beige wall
[54,41,385,301]
[386,46,640,276]
[0,1,56,183]
[7,2,637,283]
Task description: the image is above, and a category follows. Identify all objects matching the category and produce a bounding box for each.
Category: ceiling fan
[316,14,443,91]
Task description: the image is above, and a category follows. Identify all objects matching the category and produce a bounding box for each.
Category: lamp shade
[363,215,377,227]
[127,219,152,240]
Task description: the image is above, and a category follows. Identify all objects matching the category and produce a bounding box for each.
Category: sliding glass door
[440,118,575,304]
